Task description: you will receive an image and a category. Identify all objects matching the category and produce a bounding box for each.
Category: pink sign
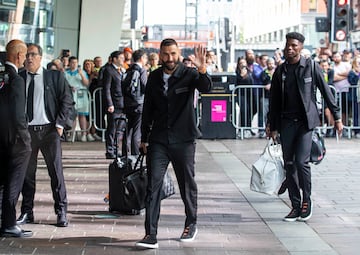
[211,100,227,122]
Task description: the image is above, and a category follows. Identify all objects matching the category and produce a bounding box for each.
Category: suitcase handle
[114,114,128,160]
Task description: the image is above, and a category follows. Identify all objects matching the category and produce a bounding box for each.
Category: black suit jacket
[141,63,212,144]
[20,68,73,127]
[0,64,30,146]
[269,56,341,132]
[103,64,124,112]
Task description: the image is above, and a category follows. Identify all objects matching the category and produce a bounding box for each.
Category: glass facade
[0,0,55,62]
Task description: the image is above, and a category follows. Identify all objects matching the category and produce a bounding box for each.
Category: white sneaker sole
[180,228,198,242]
[297,200,313,222]
[135,242,159,249]
[283,217,298,222]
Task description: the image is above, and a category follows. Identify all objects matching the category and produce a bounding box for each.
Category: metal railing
[230,84,360,139]
[65,88,107,142]
[66,84,360,141]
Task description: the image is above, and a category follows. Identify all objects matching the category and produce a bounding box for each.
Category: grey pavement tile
[1,139,358,254]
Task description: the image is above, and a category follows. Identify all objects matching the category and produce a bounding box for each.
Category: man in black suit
[16,43,73,227]
[103,51,126,159]
[135,39,212,249]
[268,32,343,222]
[0,39,33,237]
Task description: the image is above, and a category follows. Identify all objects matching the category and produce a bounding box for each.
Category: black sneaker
[135,235,158,249]
[180,224,198,242]
[283,208,301,222]
[298,200,313,221]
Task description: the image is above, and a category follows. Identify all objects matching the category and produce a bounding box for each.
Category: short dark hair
[26,43,43,56]
[286,32,305,43]
[68,56,77,62]
[160,38,178,49]
[110,50,122,60]
[132,49,146,62]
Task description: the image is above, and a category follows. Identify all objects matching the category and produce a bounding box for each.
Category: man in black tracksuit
[123,49,148,155]
[269,32,343,222]
[135,39,212,249]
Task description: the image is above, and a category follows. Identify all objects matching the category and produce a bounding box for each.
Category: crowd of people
[0,38,213,248]
[234,44,360,139]
[0,32,351,249]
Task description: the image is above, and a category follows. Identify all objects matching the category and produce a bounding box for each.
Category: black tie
[27,73,36,122]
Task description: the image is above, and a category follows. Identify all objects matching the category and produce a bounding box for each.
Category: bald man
[0,39,32,237]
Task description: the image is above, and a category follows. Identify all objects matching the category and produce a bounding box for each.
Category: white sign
[351,30,360,43]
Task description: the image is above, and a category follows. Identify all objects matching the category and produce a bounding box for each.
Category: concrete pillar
[78,0,125,63]
[53,0,81,58]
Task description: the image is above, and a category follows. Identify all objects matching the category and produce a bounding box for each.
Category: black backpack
[122,67,144,107]
[0,66,9,90]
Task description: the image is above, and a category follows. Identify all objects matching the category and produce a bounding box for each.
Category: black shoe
[283,208,301,222]
[326,129,335,138]
[135,234,158,249]
[180,223,198,242]
[105,153,116,159]
[16,213,34,225]
[277,181,287,195]
[56,213,68,227]
[298,200,313,221]
[0,225,33,238]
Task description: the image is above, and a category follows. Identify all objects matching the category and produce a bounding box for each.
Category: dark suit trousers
[105,113,126,155]
[0,141,31,228]
[125,105,142,155]
[21,125,67,215]
[145,142,197,235]
[280,118,312,209]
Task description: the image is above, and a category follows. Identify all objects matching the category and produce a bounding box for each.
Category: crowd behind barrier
[65,88,106,142]
[66,83,360,141]
[230,84,360,139]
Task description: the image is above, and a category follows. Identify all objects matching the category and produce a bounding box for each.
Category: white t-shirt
[333,61,351,92]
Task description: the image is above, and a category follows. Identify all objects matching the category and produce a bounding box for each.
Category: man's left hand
[57,127,64,137]
[188,44,207,71]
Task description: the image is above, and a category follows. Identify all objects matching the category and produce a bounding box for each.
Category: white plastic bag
[250,140,285,195]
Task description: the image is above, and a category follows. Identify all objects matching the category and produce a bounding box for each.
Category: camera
[61,49,70,57]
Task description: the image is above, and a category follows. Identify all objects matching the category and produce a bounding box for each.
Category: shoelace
[182,227,190,236]
[301,203,309,213]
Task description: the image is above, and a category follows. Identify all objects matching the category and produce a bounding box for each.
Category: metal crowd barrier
[65,87,106,142]
[66,84,359,142]
[92,87,106,141]
[230,84,360,140]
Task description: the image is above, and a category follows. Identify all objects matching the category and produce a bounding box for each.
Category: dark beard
[246,58,254,65]
[164,60,180,72]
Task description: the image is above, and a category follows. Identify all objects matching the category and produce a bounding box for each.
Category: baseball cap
[123,47,133,53]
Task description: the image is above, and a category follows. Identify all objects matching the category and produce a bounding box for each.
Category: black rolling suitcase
[108,116,147,214]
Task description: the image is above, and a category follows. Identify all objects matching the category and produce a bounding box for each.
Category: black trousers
[21,124,67,215]
[145,141,197,236]
[0,139,31,228]
[125,105,142,155]
[105,113,126,156]
[280,118,312,209]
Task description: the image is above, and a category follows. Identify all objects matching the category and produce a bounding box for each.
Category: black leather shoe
[16,213,34,225]
[105,153,116,159]
[0,225,33,238]
[56,213,68,227]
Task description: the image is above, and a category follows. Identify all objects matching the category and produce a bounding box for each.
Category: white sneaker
[355,133,360,139]
[86,134,95,142]
[244,130,252,139]
[80,135,87,142]
[93,134,102,141]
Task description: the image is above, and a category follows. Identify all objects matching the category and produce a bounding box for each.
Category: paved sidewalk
[0,137,359,255]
